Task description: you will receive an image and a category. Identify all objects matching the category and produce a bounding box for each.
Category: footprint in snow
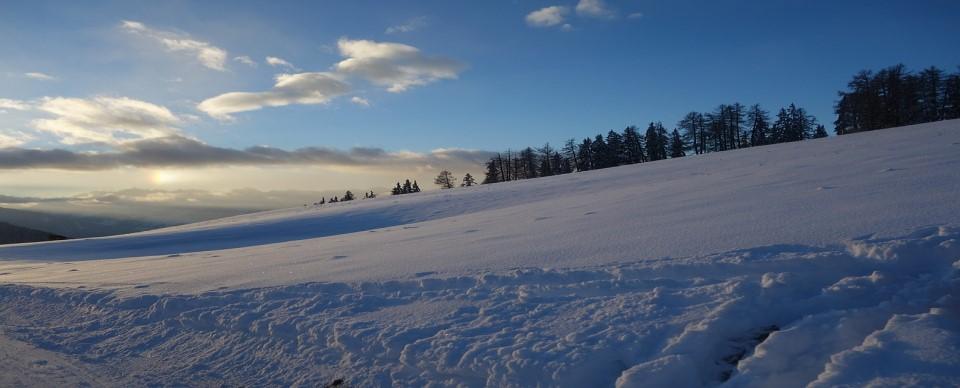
[331,255,349,260]
[167,254,181,258]
[534,216,552,221]
[816,186,836,191]
[403,226,419,229]
[414,271,436,277]
[0,272,10,275]
[463,229,480,234]
[583,211,597,216]
[134,284,150,289]
[67,269,79,272]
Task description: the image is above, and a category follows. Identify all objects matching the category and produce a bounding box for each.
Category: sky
[1,0,959,216]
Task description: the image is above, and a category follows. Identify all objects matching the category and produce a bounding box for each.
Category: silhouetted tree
[462,173,476,187]
[747,104,769,146]
[622,125,646,163]
[645,122,668,161]
[669,129,686,158]
[435,170,456,189]
[813,124,828,138]
[835,64,959,134]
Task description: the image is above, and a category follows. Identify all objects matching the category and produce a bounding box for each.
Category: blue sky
[1,0,959,199]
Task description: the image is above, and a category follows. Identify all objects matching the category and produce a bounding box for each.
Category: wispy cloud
[198,39,463,118]
[265,56,298,70]
[32,96,182,145]
[198,72,351,120]
[576,0,617,18]
[350,96,371,107]
[627,12,644,19]
[0,130,32,147]
[121,20,228,71]
[526,6,570,27]
[0,135,495,171]
[334,38,465,93]
[386,16,428,34]
[0,98,31,111]
[24,72,56,81]
[233,55,257,67]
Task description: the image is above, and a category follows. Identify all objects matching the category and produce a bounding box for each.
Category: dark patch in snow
[718,325,780,382]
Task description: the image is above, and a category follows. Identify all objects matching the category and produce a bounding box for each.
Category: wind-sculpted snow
[1,226,958,387]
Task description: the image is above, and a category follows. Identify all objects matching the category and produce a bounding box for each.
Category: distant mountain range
[0,222,68,245]
[0,207,166,239]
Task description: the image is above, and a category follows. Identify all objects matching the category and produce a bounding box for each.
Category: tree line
[834,64,960,134]
[308,64,957,203]
[481,102,824,184]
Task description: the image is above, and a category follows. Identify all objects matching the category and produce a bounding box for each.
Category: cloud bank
[0,135,494,171]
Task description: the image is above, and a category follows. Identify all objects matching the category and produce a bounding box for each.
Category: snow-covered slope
[1,121,959,387]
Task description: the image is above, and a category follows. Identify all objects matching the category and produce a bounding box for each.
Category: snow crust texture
[2,226,959,387]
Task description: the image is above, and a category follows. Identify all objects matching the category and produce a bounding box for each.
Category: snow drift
[1,120,959,387]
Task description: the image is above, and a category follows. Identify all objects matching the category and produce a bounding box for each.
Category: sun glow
[150,170,180,185]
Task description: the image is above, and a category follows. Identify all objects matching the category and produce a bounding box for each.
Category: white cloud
[334,38,465,93]
[0,130,32,147]
[234,55,257,67]
[265,56,298,70]
[24,72,56,81]
[386,16,428,34]
[121,20,228,71]
[350,96,371,107]
[526,6,569,27]
[576,0,617,18]
[561,23,574,31]
[32,96,182,145]
[198,72,351,120]
[0,98,30,111]
[628,12,644,19]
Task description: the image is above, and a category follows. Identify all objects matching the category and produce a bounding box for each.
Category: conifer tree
[622,126,645,163]
[605,130,625,166]
[412,181,421,192]
[813,124,828,138]
[747,104,769,146]
[578,138,594,171]
[591,135,611,168]
[669,129,686,158]
[462,173,476,187]
[482,159,500,184]
[645,122,668,161]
